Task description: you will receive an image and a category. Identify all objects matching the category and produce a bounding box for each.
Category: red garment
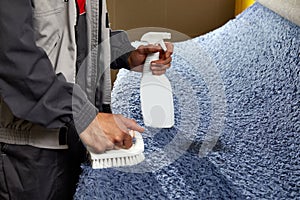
[77,0,86,15]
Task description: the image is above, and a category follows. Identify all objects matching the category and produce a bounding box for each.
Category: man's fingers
[152,56,172,66]
[137,44,161,54]
[164,42,174,58]
[121,117,145,133]
[112,114,130,133]
[138,43,173,56]
[123,133,133,149]
[112,132,133,149]
[80,127,115,154]
[152,69,166,76]
[150,56,171,75]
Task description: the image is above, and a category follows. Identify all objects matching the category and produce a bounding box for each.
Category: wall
[107,0,235,39]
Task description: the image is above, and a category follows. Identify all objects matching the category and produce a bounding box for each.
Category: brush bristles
[92,153,145,169]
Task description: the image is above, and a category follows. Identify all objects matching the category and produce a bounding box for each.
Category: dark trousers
[0,128,87,200]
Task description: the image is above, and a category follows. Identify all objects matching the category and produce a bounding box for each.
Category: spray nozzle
[141,32,171,51]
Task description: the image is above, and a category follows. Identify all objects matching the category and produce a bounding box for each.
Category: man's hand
[79,113,144,154]
[128,42,174,75]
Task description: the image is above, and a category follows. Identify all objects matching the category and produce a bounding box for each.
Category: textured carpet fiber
[75,3,299,199]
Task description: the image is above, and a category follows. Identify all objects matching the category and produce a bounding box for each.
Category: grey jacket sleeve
[0,0,97,134]
[110,30,136,70]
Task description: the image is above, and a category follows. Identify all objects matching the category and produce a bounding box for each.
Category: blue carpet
[75,3,300,199]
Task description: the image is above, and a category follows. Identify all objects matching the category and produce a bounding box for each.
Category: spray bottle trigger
[159,40,167,52]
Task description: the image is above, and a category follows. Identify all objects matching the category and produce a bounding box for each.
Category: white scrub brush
[90,131,145,169]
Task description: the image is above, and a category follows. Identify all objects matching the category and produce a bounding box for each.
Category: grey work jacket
[0,0,134,149]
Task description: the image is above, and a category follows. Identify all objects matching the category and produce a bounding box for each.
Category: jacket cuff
[72,100,98,135]
[110,30,135,70]
[111,50,134,70]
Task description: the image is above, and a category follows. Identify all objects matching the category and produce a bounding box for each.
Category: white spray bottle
[140,32,174,128]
